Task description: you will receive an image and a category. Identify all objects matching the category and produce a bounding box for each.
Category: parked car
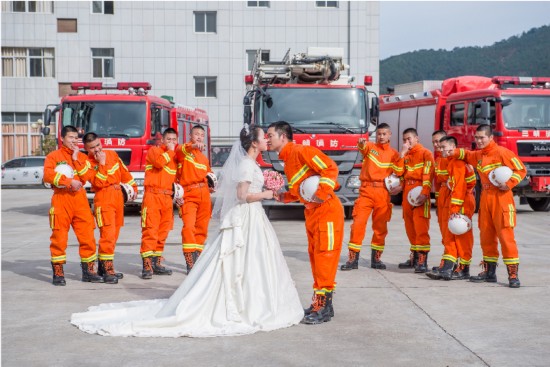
[1,156,46,186]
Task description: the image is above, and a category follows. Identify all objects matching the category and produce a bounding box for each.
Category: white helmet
[54,164,74,188]
[206,172,217,190]
[407,186,423,207]
[384,173,402,193]
[173,183,184,201]
[448,214,472,235]
[300,175,321,202]
[488,166,513,187]
[120,183,136,203]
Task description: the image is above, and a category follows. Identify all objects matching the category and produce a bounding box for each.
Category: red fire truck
[43,82,210,204]
[380,75,550,212]
[243,47,380,217]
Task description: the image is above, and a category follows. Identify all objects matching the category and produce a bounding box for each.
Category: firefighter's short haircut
[439,135,457,146]
[61,125,78,138]
[403,127,418,136]
[476,124,493,136]
[376,123,391,131]
[191,124,205,132]
[163,127,177,137]
[268,121,293,141]
[432,129,447,137]
[82,132,99,144]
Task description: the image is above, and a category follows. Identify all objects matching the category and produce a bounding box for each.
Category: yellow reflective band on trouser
[503,258,519,265]
[416,244,430,252]
[141,251,154,258]
[152,251,163,257]
[459,258,472,265]
[49,207,55,229]
[141,207,147,228]
[95,206,103,227]
[81,254,97,262]
[483,256,498,263]
[508,204,515,227]
[348,242,362,251]
[371,243,385,251]
[442,254,457,262]
[182,243,204,251]
[51,255,66,263]
[326,222,334,251]
[98,253,114,261]
[423,201,430,218]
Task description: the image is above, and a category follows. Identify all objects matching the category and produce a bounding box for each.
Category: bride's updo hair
[240,124,262,152]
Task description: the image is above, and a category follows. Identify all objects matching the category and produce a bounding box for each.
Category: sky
[379,1,550,59]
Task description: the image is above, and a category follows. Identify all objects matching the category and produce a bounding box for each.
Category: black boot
[506,264,521,288]
[470,261,497,283]
[98,260,123,279]
[426,259,454,280]
[371,249,387,269]
[141,257,153,279]
[432,259,444,272]
[340,250,359,271]
[301,292,332,325]
[451,264,470,280]
[398,251,418,269]
[151,256,173,275]
[81,261,104,283]
[51,262,66,286]
[414,252,429,273]
[304,291,334,318]
[184,252,195,274]
[97,260,118,284]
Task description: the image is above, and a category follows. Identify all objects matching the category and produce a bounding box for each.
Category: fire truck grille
[113,150,132,165]
[517,141,550,157]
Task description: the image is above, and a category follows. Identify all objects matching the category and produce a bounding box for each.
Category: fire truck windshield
[61,101,147,137]
[256,88,366,131]
[502,95,550,130]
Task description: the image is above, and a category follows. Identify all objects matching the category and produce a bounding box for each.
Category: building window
[194,11,216,33]
[1,47,55,77]
[57,18,77,33]
[194,77,217,98]
[247,1,270,7]
[1,1,53,13]
[1,112,55,160]
[246,49,270,72]
[91,1,114,14]
[91,48,114,78]
[315,1,338,8]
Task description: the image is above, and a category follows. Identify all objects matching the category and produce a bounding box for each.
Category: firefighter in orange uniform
[432,130,448,262]
[140,128,178,279]
[43,125,103,286]
[397,128,435,273]
[340,123,403,271]
[77,132,137,284]
[453,124,526,288]
[175,125,214,273]
[267,121,344,325]
[426,136,476,280]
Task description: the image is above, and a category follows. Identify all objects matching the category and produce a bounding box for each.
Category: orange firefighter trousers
[140,192,174,257]
[93,185,125,261]
[402,184,431,252]
[478,186,519,264]
[179,185,212,253]
[348,185,392,252]
[441,191,475,262]
[304,195,344,292]
[49,190,97,263]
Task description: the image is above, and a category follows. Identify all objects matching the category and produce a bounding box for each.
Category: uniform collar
[481,140,497,154]
[278,142,294,160]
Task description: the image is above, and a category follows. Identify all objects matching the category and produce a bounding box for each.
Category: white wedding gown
[70,158,304,337]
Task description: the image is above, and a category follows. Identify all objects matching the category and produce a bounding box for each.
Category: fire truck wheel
[526,197,550,212]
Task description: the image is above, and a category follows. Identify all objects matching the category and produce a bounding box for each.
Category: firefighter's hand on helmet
[416,193,428,205]
[175,197,184,207]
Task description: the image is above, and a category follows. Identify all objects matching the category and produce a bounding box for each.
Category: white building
[1,0,379,162]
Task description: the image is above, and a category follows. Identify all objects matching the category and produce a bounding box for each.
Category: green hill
[380,25,550,93]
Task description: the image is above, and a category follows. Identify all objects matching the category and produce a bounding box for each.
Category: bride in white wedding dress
[70,126,304,337]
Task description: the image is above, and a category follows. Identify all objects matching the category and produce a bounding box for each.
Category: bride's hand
[263,190,274,200]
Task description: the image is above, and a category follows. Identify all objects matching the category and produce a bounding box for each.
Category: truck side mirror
[243,96,251,125]
[476,101,491,119]
[370,96,380,123]
[42,127,50,136]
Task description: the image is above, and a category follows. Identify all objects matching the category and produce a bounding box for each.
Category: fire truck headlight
[346,176,361,189]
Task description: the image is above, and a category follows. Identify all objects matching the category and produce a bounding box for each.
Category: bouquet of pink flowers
[263,170,285,192]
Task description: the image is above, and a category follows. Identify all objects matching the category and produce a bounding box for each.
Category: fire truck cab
[243,47,379,217]
[44,82,210,205]
[380,75,550,212]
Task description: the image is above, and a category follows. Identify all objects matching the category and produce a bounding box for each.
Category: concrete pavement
[2,188,550,366]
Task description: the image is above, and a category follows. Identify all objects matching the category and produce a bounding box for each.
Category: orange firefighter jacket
[44,145,89,189]
[76,150,137,192]
[144,145,177,190]
[399,144,435,195]
[446,158,477,214]
[175,142,212,187]
[358,141,403,181]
